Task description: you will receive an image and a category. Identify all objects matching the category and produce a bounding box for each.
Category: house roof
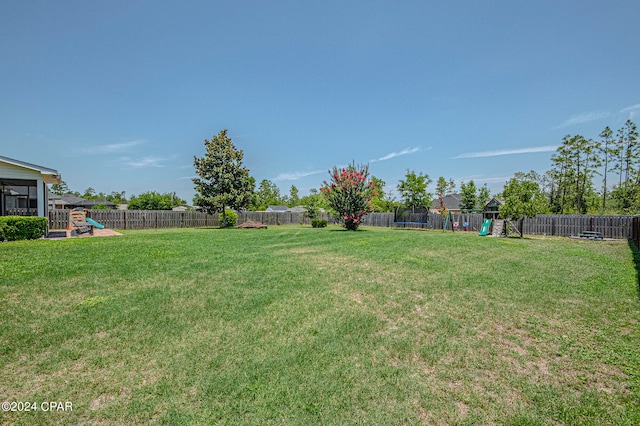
[56,194,116,208]
[0,155,61,184]
[431,193,462,210]
[59,194,87,205]
[267,205,289,212]
[77,199,116,208]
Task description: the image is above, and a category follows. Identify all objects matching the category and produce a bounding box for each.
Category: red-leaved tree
[320,163,375,230]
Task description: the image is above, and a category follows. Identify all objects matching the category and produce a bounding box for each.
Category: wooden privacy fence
[236,211,333,226]
[49,209,217,230]
[521,215,634,239]
[48,209,333,230]
[632,216,640,249]
[369,212,634,239]
[48,209,636,239]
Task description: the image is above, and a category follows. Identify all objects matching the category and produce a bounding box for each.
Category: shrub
[0,216,48,241]
[311,219,328,228]
[218,209,238,228]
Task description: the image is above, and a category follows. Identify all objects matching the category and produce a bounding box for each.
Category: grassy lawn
[1,226,639,425]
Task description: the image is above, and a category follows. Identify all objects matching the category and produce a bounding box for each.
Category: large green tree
[369,176,396,212]
[550,135,600,214]
[287,185,300,207]
[254,179,283,210]
[106,191,127,205]
[397,169,432,208]
[193,130,254,220]
[50,180,70,196]
[435,176,456,196]
[128,192,186,210]
[460,180,478,211]
[300,188,327,220]
[499,173,548,220]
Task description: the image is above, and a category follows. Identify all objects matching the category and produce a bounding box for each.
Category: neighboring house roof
[266,205,289,212]
[431,193,462,211]
[58,194,87,206]
[289,206,307,213]
[55,194,116,208]
[77,199,116,208]
[0,155,61,184]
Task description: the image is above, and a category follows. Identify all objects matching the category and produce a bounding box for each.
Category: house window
[1,179,38,216]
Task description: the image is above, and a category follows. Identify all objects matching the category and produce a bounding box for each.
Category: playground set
[392,200,520,238]
[67,208,107,237]
[442,211,520,237]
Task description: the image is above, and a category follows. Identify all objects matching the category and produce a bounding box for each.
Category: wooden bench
[71,221,93,236]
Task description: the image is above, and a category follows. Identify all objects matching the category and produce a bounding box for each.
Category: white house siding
[0,162,45,217]
[0,162,42,180]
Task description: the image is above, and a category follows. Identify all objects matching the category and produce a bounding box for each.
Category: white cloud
[117,156,168,168]
[451,145,558,159]
[456,175,513,184]
[555,111,609,128]
[370,147,423,162]
[272,170,325,181]
[621,103,640,119]
[83,140,144,154]
[621,103,640,112]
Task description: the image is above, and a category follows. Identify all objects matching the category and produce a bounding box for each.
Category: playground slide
[85,217,105,229]
[478,218,492,236]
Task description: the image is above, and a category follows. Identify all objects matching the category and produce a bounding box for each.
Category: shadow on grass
[627,239,640,302]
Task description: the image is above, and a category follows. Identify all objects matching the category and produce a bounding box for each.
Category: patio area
[47,228,123,240]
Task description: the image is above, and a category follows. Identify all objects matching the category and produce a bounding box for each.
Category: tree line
[55,119,639,217]
[500,119,639,219]
[49,184,188,211]
[191,130,498,220]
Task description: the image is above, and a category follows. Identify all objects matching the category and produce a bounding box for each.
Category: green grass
[1,226,639,425]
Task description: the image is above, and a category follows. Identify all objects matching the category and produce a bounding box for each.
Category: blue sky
[2,1,639,203]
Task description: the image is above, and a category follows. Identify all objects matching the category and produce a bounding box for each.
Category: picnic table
[578,231,603,240]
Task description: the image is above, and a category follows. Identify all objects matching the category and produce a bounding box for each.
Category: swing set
[442,210,477,232]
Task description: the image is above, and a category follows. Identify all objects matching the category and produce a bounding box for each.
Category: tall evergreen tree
[619,119,639,183]
[254,179,282,210]
[599,126,614,211]
[193,130,254,222]
[288,185,300,207]
[460,180,477,211]
[478,183,490,208]
[550,135,600,214]
[550,138,573,213]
